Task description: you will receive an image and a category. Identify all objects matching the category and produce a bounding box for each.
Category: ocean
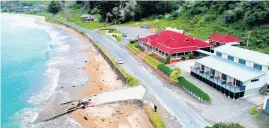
[1,14,88,128]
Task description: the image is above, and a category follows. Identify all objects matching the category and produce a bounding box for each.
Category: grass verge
[144,55,161,68]
[113,35,122,42]
[144,105,166,128]
[127,43,140,55]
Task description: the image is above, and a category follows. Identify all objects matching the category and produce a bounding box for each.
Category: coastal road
[55,19,209,128]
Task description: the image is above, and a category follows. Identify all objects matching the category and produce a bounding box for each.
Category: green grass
[113,35,122,42]
[144,55,161,68]
[68,16,106,30]
[178,77,210,102]
[144,105,166,128]
[127,43,140,54]
[248,106,262,119]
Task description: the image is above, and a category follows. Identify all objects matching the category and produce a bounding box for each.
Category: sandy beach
[30,14,152,128]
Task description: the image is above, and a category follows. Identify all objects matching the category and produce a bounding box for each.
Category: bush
[130,40,138,44]
[187,52,195,59]
[135,44,145,51]
[157,64,172,76]
[206,122,244,128]
[181,55,187,60]
[169,68,181,84]
[177,77,210,102]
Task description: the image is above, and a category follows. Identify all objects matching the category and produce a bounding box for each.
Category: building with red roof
[208,33,242,46]
[138,30,211,62]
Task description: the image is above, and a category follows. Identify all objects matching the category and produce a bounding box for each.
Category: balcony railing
[191,66,245,93]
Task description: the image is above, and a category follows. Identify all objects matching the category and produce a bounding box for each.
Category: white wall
[245,75,266,90]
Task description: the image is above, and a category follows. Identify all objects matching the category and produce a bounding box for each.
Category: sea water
[1,14,88,128]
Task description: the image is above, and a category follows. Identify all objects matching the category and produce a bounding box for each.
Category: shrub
[187,52,195,59]
[181,55,187,60]
[177,77,210,102]
[169,68,181,84]
[135,44,145,51]
[157,64,172,76]
[206,122,244,128]
[130,40,138,44]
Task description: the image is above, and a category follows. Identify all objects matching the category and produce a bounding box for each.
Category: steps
[259,84,269,95]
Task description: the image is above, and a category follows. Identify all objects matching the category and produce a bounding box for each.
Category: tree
[48,1,60,14]
[206,122,244,128]
[169,68,181,84]
[112,7,119,24]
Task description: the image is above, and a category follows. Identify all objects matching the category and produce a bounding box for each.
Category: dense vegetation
[206,122,244,128]
[178,77,210,102]
[52,1,269,54]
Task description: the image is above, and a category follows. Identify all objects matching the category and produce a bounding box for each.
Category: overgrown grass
[144,105,166,128]
[144,55,161,68]
[248,106,262,119]
[178,77,210,102]
[127,43,140,55]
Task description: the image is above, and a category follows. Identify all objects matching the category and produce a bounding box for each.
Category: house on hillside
[208,33,242,47]
[138,28,211,63]
[191,45,269,99]
[81,14,95,22]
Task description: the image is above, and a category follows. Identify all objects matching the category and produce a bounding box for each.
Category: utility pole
[246,31,251,48]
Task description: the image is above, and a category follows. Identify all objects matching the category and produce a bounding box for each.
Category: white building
[191,45,269,99]
[263,97,269,113]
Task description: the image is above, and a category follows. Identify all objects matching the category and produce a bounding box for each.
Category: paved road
[114,26,153,40]
[55,18,209,128]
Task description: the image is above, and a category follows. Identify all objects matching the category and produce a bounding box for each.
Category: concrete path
[89,85,146,106]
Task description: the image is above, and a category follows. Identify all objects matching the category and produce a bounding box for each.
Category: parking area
[114,26,153,40]
[168,59,195,73]
[166,59,265,127]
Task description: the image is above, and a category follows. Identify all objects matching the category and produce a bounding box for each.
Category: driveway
[168,59,264,128]
[168,59,196,73]
[114,26,153,40]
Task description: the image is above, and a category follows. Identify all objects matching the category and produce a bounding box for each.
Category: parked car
[122,33,127,37]
[117,59,123,64]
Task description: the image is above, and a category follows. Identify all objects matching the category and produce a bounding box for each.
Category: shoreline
[33,14,151,128]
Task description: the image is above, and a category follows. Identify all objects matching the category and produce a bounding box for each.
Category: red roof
[209,33,241,44]
[138,30,211,54]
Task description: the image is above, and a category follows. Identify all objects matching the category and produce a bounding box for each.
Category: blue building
[191,45,269,99]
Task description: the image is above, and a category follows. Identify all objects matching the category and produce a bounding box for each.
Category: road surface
[54,18,209,128]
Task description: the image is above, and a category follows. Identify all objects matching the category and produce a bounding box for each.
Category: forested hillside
[66,1,269,54]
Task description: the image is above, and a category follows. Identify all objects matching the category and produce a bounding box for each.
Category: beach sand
[32,15,152,128]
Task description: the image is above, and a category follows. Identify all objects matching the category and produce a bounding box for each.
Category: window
[238,59,246,65]
[216,52,222,57]
[251,79,259,82]
[253,64,262,70]
[228,55,234,61]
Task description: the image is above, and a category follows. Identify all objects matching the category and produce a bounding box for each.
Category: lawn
[144,55,161,68]
[69,17,106,29]
[113,35,122,42]
[127,43,140,54]
[144,105,166,128]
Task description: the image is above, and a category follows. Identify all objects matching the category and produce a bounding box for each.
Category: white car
[117,59,123,64]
